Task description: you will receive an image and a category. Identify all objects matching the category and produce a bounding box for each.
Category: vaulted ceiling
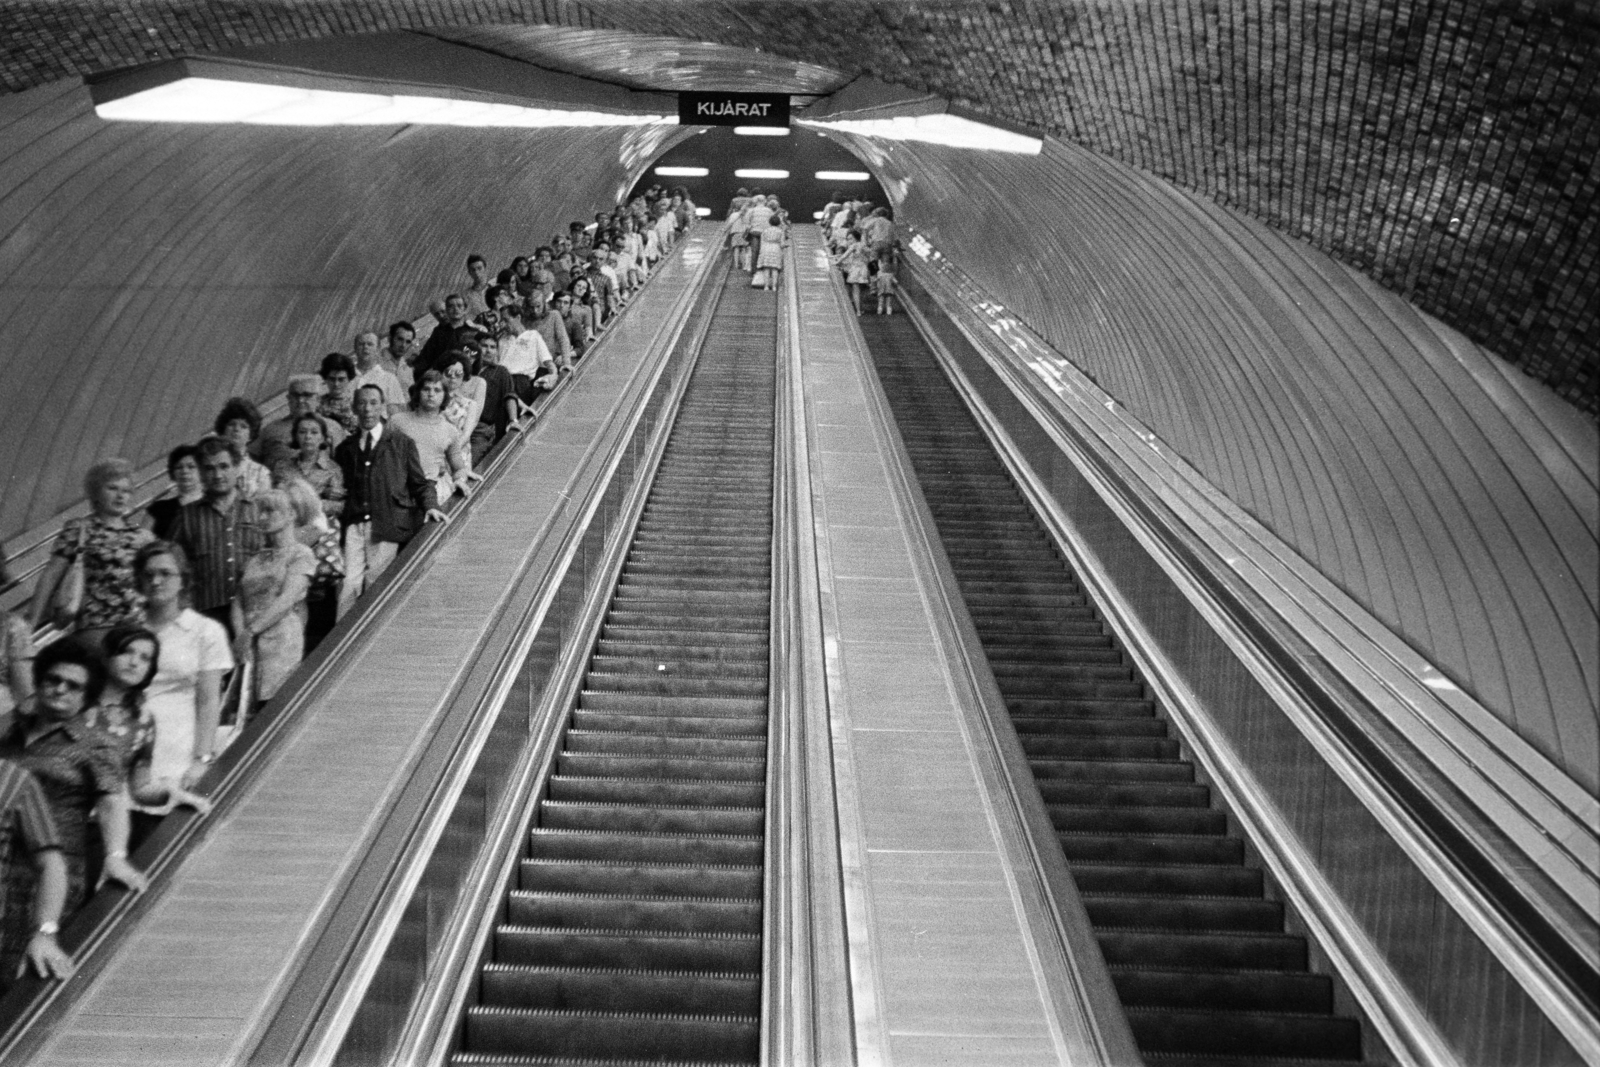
[2,0,1596,413]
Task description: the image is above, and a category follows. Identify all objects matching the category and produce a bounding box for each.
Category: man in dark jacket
[332,385,445,618]
[417,294,485,376]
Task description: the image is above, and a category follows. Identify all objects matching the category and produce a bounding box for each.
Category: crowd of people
[0,183,700,988]
[724,188,899,313]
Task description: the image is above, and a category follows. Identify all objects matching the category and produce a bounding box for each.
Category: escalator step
[479,963,760,1015]
[506,891,762,934]
[464,1005,758,1061]
[519,859,762,898]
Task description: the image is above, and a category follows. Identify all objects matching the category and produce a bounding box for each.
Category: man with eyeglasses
[255,375,345,470]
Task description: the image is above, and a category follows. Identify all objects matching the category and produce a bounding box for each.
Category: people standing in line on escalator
[318,353,362,438]
[860,206,895,265]
[276,475,343,655]
[497,305,560,405]
[257,376,346,472]
[232,489,315,707]
[833,230,873,316]
[462,254,491,314]
[743,195,774,274]
[280,413,345,524]
[438,350,485,457]
[525,291,576,373]
[557,282,596,358]
[145,445,205,541]
[614,218,645,297]
[509,256,537,302]
[0,640,146,942]
[417,295,486,376]
[131,541,230,831]
[529,249,558,304]
[584,253,618,329]
[168,437,262,640]
[0,753,71,987]
[91,625,213,852]
[384,320,419,396]
[213,398,273,500]
[390,371,472,509]
[31,459,155,644]
[353,330,406,415]
[756,213,788,291]
[873,243,900,315]
[0,551,34,722]
[469,334,524,467]
[332,385,445,618]
[569,221,593,259]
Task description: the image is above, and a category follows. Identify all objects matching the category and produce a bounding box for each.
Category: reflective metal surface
[424,26,851,95]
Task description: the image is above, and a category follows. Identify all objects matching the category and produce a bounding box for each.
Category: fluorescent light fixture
[94,76,672,127]
[655,166,709,177]
[733,126,790,136]
[734,168,789,179]
[813,211,825,219]
[695,207,712,217]
[815,170,870,181]
[800,113,1042,154]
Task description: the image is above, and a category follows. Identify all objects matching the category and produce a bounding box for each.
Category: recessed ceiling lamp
[695,207,713,217]
[800,113,1041,154]
[815,170,870,181]
[655,166,709,176]
[733,126,789,136]
[734,168,789,179]
[93,75,671,127]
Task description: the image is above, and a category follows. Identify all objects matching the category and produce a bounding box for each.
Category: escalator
[859,312,1373,1067]
[454,265,777,1065]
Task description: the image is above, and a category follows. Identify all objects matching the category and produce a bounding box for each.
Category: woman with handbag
[29,459,154,644]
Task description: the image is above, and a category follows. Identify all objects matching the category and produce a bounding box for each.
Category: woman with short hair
[134,541,231,799]
[30,458,155,641]
[145,445,204,540]
[214,397,272,498]
[283,413,344,522]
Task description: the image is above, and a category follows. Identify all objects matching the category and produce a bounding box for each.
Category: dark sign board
[678,91,790,128]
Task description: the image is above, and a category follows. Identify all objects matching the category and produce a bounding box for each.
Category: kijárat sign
[678,91,791,128]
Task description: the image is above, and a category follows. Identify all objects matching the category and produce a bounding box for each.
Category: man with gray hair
[352,330,405,413]
[255,374,345,470]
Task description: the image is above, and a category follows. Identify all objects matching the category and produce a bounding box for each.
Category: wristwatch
[36,921,58,937]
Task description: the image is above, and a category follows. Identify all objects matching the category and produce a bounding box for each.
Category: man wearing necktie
[332,385,446,618]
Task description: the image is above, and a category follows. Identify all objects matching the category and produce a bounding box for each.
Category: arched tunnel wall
[825,131,1598,791]
[0,77,686,536]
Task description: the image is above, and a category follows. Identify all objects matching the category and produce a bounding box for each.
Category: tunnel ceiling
[0,1,1595,415]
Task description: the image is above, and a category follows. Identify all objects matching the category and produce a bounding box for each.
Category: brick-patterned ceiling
[2,0,1595,414]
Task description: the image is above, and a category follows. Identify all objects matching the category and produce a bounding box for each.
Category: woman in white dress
[132,540,232,812]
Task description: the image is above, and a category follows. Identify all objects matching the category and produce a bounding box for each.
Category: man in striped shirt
[0,758,72,985]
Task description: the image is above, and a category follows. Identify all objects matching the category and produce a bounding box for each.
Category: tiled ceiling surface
[0,1,1595,413]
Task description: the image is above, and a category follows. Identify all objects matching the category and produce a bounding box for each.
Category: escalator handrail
[762,237,856,1065]
[0,236,694,1063]
[899,249,1600,1057]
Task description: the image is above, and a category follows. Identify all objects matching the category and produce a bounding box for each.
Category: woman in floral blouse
[30,458,155,643]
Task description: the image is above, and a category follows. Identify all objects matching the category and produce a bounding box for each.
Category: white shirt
[502,329,554,377]
[356,364,406,410]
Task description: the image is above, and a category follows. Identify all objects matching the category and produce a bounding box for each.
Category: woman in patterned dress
[29,459,155,644]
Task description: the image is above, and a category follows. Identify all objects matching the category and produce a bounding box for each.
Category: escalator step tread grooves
[456,267,774,1066]
[857,312,1369,1066]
